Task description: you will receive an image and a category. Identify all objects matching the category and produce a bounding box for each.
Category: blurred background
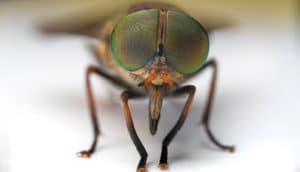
[0,0,299,172]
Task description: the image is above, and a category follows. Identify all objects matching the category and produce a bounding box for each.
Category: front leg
[121,91,148,172]
[159,85,196,169]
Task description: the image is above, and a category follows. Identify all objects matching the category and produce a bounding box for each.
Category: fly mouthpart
[150,118,159,135]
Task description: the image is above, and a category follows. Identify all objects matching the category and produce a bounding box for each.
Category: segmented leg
[121,90,148,172]
[200,60,235,152]
[159,85,196,169]
[77,65,139,158]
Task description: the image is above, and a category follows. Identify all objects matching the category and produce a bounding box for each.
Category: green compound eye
[110,9,209,74]
[165,11,209,74]
[110,9,158,71]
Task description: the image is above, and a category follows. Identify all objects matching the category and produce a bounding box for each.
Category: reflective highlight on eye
[165,11,209,74]
[110,9,158,71]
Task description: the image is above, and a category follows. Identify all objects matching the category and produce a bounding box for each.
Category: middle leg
[198,60,235,152]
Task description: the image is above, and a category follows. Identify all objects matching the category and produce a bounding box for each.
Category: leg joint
[121,91,129,101]
[187,85,196,95]
[86,65,99,76]
[207,59,217,67]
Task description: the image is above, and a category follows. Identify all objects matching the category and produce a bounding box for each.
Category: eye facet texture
[165,11,209,74]
[110,9,158,71]
[110,9,209,74]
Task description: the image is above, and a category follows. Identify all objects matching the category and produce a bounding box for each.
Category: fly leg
[77,65,138,158]
[200,59,235,152]
[121,90,148,172]
[159,85,196,169]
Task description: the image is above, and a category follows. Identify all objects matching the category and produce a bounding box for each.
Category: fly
[40,2,235,172]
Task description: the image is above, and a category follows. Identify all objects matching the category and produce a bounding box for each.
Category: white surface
[0,15,299,172]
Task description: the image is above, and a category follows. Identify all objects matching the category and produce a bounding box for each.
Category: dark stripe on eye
[157,43,164,56]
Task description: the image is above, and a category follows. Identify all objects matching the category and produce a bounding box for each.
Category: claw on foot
[77,151,92,158]
[159,163,169,170]
[137,168,148,172]
[225,146,235,153]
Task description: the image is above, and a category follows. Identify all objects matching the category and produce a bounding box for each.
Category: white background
[0,4,299,172]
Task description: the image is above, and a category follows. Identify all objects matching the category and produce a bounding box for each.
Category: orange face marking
[143,68,175,86]
[143,69,157,85]
[161,70,174,86]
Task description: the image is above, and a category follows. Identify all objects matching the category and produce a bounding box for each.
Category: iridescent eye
[110,9,209,74]
[110,9,158,71]
[165,11,209,74]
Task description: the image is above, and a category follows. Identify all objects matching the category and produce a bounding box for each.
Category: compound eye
[110,9,158,71]
[165,11,209,74]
